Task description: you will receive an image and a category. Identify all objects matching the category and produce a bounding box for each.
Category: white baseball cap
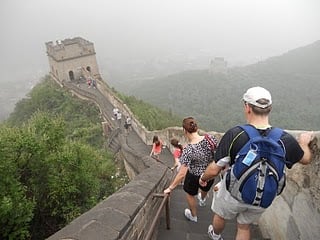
[243,86,272,108]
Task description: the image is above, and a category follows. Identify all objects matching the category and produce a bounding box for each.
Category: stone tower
[209,57,228,74]
[45,37,101,82]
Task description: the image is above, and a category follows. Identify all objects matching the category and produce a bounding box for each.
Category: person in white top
[112,107,119,118]
[124,116,132,134]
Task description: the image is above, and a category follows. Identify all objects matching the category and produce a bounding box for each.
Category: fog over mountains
[1,0,320,121]
[112,40,320,132]
[1,38,319,133]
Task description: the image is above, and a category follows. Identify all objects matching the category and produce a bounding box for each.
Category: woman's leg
[186,193,197,217]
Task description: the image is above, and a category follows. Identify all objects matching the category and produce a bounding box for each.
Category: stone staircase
[157,185,265,240]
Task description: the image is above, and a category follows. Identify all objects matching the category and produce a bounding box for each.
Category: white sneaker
[197,192,207,207]
[184,208,197,222]
[208,224,223,240]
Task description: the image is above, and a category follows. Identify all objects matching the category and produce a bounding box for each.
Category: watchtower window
[86,66,91,72]
[69,71,75,81]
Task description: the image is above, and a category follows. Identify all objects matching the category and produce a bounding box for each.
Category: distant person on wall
[199,86,313,240]
[170,138,183,172]
[150,135,163,160]
[112,107,119,119]
[124,116,132,134]
[91,79,97,89]
[116,111,122,128]
[164,117,218,223]
[87,77,92,88]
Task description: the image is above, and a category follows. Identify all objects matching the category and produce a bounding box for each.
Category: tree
[0,125,35,239]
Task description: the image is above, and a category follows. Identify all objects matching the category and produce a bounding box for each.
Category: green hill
[1,77,128,239]
[126,40,320,132]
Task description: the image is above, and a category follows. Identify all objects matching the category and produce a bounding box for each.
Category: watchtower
[45,37,101,82]
[209,57,228,74]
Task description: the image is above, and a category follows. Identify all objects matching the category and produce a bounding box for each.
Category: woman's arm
[150,143,155,156]
[164,164,188,194]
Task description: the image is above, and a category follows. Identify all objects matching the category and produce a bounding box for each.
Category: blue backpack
[226,125,286,208]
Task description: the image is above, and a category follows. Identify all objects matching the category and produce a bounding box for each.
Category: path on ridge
[69,80,264,240]
[123,116,264,240]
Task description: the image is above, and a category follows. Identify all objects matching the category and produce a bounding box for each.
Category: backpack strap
[204,133,217,150]
[266,127,283,141]
[239,124,260,139]
[239,124,283,142]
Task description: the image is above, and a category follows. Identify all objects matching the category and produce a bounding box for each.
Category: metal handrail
[144,167,177,240]
[144,193,170,240]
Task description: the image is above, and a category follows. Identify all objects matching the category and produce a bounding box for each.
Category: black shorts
[183,170,214,196]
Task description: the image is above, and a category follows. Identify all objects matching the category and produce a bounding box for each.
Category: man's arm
[199,162,223,186]
[297,132,314,165]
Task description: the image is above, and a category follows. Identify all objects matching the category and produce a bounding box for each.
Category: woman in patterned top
[164,117,218,222]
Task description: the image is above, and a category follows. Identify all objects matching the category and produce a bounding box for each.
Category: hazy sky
[1,0,320,81]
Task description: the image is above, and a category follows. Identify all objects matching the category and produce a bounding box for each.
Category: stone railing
[47,160,171,240]
[48,75,320,240]
[259,133,320,240]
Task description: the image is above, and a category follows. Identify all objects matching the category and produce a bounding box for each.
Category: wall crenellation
[46,37,100,83]
[46,37,95,61]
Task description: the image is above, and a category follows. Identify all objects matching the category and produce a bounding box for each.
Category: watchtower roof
[45,37,96,61]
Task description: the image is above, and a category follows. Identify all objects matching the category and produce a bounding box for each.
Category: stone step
[157,185,266,240]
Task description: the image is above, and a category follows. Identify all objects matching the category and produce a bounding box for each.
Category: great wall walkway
[55,79,264,240]
[48,77,320,240]
[109,110,264,240]
[124,120,264,240]
[46,37,320,239]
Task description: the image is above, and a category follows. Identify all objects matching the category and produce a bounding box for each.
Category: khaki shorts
[211,177,265,225]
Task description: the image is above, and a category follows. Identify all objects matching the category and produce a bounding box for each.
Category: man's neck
[247,117,270,129]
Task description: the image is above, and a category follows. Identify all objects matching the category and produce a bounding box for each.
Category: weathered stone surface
[259,133,320,240]
[120,180,155,198]
[95,208,130,233]
[292,191,320,239]
[78,221,118,240]
[260,196,291,239]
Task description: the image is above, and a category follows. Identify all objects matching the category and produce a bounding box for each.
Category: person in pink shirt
[170,138,183,171]
[150,135,163,160]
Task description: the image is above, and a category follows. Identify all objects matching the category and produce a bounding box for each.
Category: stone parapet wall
[47,162,172,240]
[259,131,320,240]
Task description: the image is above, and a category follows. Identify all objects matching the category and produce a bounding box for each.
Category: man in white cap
[199,86,313,240]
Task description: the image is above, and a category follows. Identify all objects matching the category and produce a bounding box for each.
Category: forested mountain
[124,40,320,132]
[1,76,182,239]
[1,77,128,239]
